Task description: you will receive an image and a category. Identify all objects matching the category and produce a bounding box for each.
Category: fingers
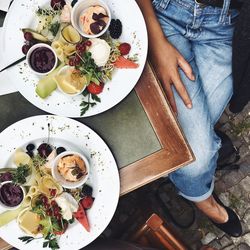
[178,56,195,81]
[171,69,192,109]
[164,82,178,114]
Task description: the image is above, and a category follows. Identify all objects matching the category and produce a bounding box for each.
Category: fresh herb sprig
[43,233,59,250]
[19,234,59,250]
[36,7,61,17]
[49,21,60,36]
[19,236,36,244]
[12,164,31,184]
[76,52,103,84]
[80,90,101,116]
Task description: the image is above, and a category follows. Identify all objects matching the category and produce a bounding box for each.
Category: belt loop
[159,0,171,10]
[219,0,231,23]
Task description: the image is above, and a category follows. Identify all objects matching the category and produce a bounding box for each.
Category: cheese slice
[18,209,41,236]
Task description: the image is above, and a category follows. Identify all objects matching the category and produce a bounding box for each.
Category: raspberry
[81,196,94,209]
[109,19,122,39]
[118,43,131,56]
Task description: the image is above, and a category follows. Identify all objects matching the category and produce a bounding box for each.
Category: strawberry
[81,196,94,209]
[118,43,131,56]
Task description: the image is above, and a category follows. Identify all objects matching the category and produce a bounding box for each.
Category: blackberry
[71,0,78,7]
[26,143,35,152]
[56,147,66,155]
[109,19,122,39]
[81,184,93,197]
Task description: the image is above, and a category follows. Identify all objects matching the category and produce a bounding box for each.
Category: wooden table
[120,62,194,195]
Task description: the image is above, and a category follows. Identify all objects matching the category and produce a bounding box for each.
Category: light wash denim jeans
[152,0,239,202]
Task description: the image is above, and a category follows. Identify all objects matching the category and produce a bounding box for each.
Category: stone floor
[105,102,250,250]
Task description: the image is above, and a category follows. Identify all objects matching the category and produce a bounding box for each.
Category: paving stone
[239,162,250,177]
[243,208,250,226]
[218,192,231,207]
[243,132,250,144]
[239,145,250,159]
[240,233,250,247]
[201,232,217,245]
[214,180,228,193]
[220,170,245,189]
[239,176,250,195]
[209,239,222,249]
[238,243,250,250]
[219,113,230,125]
[220,235,233,248]
[222,244,237,250]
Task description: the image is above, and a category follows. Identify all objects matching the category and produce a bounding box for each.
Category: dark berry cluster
[109,19,122,39]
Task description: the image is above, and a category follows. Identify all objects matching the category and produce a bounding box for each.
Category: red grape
[85,40,92,47]
[51,0,66,10]
[22,44,31,55]
[37,143,52,158]
[24,32,33,41]
[69,57,76,66]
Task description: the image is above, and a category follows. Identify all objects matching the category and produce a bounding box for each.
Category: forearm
[135,0,167,45]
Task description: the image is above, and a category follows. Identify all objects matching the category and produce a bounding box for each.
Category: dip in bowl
[0,181,25,210]
[54,66,87,97]
[52,151,90,189]
[26,43,58,75]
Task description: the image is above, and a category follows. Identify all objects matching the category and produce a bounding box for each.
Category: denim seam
[219,0,231,25]
[170,0,193,11]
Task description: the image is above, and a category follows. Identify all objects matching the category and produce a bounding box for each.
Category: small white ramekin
[26,43,58,76]
[0,181,26,210]
[71,0,111,39]
[56,65,86,97]
[52,151,90,189]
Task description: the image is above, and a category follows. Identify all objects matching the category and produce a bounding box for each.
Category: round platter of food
[2,0,147,117]
[0,115,120,250]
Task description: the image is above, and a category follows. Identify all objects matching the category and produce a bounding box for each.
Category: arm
[136,0,194,113]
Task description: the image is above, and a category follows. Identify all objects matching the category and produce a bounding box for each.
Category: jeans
[152,0,239,202]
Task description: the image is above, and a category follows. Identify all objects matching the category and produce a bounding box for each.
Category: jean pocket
[228,9,240,25]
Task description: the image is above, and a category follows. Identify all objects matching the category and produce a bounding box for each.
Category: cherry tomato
[87,82,104,95]
[54,221,68,235]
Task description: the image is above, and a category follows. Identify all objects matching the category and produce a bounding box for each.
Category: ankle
[195,196,228,223]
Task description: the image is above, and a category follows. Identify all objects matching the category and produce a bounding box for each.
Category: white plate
[0,115,120,250]
[2,0,148,117]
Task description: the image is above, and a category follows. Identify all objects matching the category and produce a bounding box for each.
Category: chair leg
[146,214,188,250]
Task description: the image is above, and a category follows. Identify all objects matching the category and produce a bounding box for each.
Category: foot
[195,193,242,237]
[195,195,228,224]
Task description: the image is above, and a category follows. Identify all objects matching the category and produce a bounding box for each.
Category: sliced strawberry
[118,43,131,56]
[73,204,90,232]
[87,82,104,95]
[114,56,139,69]
[81,196,94,210]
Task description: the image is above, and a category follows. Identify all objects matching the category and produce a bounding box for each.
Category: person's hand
[149,37,195,114]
